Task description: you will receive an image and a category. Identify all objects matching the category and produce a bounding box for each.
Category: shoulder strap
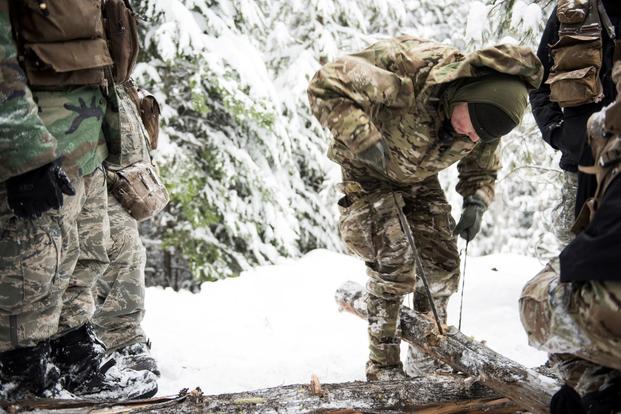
[597,0,616,40]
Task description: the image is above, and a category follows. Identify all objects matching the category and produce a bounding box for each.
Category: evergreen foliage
[135,0,562,282]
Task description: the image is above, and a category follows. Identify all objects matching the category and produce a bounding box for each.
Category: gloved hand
[453,195,486,241]
[547,121,564,151]
[358,141,388,173]
[7,159,76,219]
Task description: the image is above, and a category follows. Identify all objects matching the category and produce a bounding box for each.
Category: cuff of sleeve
[545,121,563,150]
[464,190,491,209]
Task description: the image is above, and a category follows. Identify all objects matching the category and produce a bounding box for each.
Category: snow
[465,2,490,43]
[144,249,548,396]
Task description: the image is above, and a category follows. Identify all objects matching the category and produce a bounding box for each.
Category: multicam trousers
[552,171,579,246]
[0,167,109,352]
[92,192,147,351]
[520,261,621,394]
[338,170,460,367]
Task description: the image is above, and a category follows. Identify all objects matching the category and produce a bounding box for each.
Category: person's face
[450,102,480,143]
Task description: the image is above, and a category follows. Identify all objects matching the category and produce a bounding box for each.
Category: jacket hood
[421,44,544,100]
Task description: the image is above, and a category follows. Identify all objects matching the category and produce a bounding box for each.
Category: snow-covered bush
[136,0,561,282]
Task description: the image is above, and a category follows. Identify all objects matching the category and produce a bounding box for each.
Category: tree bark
[335,281,561,414]
[2,379,520,414]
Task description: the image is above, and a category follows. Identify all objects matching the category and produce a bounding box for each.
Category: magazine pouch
[9,0,112,87]
[108,161,170,222]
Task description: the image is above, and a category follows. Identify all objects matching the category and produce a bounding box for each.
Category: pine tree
[135,0,560,282]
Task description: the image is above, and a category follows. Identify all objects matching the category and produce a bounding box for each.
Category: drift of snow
[144,249,548,396]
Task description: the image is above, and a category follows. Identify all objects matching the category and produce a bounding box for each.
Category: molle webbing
[547,0,612,107]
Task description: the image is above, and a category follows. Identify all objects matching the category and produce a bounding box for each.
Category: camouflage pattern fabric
[0,168,108,352]
[104,83,152,169]
[0,1,110,351]
[338,171,459,367]
[308,36,542,371]
[551,171,579,246]
[92,192,147,351]
[307,37,542,370]
[0,1,108,182]
[58,168,110,333]
[520,261,621,394]
[308,36,542,206]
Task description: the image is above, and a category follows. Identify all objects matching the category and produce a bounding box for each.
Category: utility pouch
[103,82,168,221]
[103,0,139,84]
[557,0,590,24]
[138,91,161,150]
[126,84,161,150]
[9,0,113,87]
[548,0,605,107]
[107,161,169,222]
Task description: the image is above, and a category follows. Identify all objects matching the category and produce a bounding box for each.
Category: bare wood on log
[3,378,520,414]
[335,280,561,414]
[310,374,325,396]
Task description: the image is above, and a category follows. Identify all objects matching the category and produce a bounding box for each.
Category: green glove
[357,141,388,173]
[453,196,487,241]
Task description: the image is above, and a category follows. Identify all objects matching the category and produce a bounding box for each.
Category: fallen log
[335,280,561,414]
[2,378,520,414]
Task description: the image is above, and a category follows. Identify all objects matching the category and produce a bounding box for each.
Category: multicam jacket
[308,36,543,205]
[0,0,109,182]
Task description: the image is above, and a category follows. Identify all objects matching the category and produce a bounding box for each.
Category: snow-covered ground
[143,249,549,396]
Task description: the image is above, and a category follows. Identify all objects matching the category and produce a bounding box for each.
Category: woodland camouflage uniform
[308,36,542,377]
[0,0,158,399]
[0,0,109,351]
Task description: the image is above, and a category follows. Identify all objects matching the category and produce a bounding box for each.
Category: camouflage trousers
[551,171,578,246]
[520,261,621,394]
[92,192,147,351]
[338,171,460,367]
[0,167,109,352]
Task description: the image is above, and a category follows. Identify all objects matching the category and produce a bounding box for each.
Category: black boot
[50,324,158,400]
[109,340,160,377]
[0,341,60,400]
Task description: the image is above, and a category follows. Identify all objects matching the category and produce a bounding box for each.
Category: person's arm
[307,39,415,156]
[560,176,621,282]
[529,9,564,150]
[0,1,57,183]
[455,140,501,207]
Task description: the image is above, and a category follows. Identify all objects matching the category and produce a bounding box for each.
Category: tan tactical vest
[9,0,138,88]
[547,0,615,107]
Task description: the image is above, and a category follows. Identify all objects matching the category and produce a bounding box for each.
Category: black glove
[7,159,76,219]
[358,141,388,173]
[453,195,486,241]
[548,121,563,151]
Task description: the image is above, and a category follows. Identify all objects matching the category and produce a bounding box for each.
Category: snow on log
[2,380,519,414]
[335,281,561,414]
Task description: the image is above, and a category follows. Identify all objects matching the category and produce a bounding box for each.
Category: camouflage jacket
[0,0,108,183]
[308,36,543,205]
